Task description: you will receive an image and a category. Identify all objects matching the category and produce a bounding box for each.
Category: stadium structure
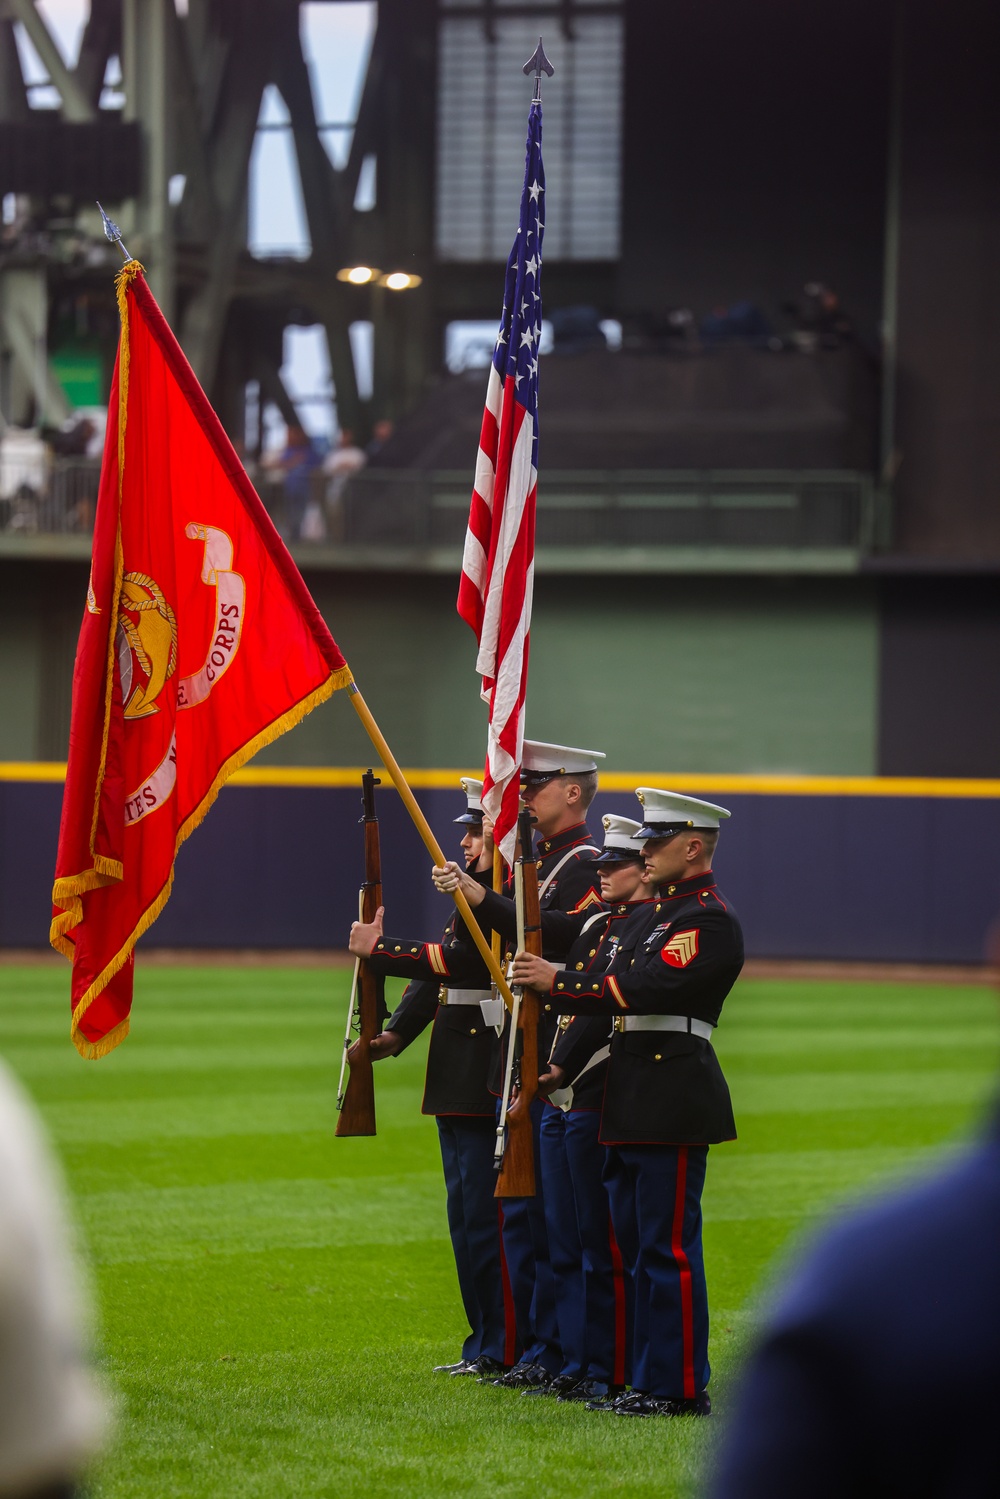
[1,0,999,963]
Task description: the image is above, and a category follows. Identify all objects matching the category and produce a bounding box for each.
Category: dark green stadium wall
[0,559,878,775]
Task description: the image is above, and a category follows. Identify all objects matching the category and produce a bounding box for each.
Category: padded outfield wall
[2,768,998,965]
[2,560,998,962]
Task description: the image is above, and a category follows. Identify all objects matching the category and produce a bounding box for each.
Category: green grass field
[1,964,997,1498]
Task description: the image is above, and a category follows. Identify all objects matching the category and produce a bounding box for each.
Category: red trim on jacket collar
[656,870,716,899]
[609,895,660,917]
[535,821,593,858]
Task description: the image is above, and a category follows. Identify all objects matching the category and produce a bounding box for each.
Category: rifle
[494,806,541,1197]
[336,769,385,1136]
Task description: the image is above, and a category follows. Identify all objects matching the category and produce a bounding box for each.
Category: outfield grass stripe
[716,1025,1000,1056]
[74,1144,940,1267]
[731,1068,997,1113]
[0,1010,339,1041]
[704,1142,949,1220]
[77,1174,449,1264]
[730,1109,988,1159]
[5,1042,344,1078]
[725,997,996,1023]
[38,1070,993,1145]
[41,1092,344,1142]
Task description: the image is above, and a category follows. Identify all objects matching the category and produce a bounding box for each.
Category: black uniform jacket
[475,821,603,950]
[365,909,495,1117]
[497,821,599,1091]
[549,897,660,1111]
[542,872,743,1146]
[469,821,603,1082]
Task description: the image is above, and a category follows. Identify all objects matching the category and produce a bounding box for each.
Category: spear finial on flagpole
[96,201,132,262]
[523,37,554,105]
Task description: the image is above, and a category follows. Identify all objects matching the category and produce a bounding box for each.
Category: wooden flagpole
[348,684,516,1012]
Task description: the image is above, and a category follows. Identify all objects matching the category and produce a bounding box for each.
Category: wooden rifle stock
[336,770,384,1136]
[495,809,541,1198]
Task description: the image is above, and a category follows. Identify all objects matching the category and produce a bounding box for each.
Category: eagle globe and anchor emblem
[116,526,246,826]
[116,573,178,719]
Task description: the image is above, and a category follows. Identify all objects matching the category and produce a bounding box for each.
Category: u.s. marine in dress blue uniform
[434,739,605,1390]
[525,814,656,1403]
[347,779,512,1378]
[512,788,744,1417]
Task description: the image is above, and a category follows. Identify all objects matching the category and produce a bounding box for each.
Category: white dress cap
[454,776,485,824]
[521,740,607,783]
[601,814,646,854]
[591,813,646,864]
[459,777,484,812]
[634,787,732,835]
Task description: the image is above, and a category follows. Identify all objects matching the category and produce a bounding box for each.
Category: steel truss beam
[0,0,438,444]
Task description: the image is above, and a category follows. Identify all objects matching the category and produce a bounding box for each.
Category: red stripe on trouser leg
[671,1146,696,1399]
[498,1202,517,1366]
[608,1211,627,1387]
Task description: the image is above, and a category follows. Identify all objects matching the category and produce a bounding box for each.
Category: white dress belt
[548,1044,611,1114]
[618,1014,714,1040]
[440,989,492,1006]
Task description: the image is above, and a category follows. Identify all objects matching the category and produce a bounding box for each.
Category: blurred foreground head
[0,1057,109,1496]
[709,982,1000,1499]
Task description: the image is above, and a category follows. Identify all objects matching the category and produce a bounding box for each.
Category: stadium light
[379,272,422,291]
[336,265,380,285]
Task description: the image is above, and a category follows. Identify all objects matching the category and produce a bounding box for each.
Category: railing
[338,468,886,553]
[0,458,888,564]
[0,455,102,534]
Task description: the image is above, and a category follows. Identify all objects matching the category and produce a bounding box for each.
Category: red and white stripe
[457,363,536,867]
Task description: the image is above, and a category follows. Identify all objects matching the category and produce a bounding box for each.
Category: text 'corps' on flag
[51,263,353,1058]
[456,100,544,867]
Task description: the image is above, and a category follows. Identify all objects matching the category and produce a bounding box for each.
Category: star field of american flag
[457,101,545,865]
[493,105,545,467]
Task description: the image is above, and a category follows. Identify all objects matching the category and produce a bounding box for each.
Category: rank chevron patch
[660,929,699,967]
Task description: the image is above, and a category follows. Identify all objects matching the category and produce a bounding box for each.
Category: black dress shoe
[615,1391,712,1418]
[454,1355,507,1377]
[521,1372,580,1398]
[558,1378,625,1404]
[585,1387,640,1411]
[489,1360,552,1389]
[433,1359,469,1374]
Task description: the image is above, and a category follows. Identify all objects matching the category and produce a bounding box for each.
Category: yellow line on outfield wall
[3,762,1000,798]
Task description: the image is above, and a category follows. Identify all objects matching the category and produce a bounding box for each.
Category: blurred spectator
[549,305,608,356]
[711,1110,1000,1498]
[365,419,394,461]
[321,429,367,542]
[784,281,853,351]
[45,419,96,460]
[0,429,47,534]
[666,306,701,352]
[699,301,773,347]
[0,1057,109,1497]
[263,425,320,541]
[634,307,702,355]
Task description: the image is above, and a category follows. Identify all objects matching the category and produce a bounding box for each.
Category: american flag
[457,102,544,867]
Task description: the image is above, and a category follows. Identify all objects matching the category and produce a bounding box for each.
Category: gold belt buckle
[613,1015,624,1035]
[438,986,448,1004]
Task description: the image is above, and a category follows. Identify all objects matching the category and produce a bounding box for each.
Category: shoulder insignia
[661,929,699,968]
[570,887,603,914]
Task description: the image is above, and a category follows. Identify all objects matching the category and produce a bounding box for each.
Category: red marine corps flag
[51,262,352,1058]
